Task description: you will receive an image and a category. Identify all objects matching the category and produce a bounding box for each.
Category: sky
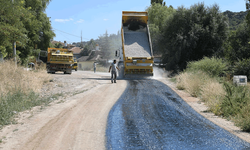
[46,0,246,44]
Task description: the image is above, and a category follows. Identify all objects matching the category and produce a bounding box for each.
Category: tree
[147,3,175,55]
[0,0,54,62]
[0,0,28,58]
[246,0,250,27]
[18,0,54,61]
[224,22,250,63]
[160,3,228,71]
[98,31,112,59]
[151,0,166,6]
[81,39,96,56]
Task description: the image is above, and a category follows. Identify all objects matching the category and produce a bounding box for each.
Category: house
[77,50,103,70]
[70,47,83,59]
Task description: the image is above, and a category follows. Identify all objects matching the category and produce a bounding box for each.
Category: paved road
[106,79,250,150]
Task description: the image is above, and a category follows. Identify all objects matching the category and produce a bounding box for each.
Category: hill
[223,10,247,30]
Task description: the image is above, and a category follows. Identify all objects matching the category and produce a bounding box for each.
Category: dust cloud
[152,67,169,79]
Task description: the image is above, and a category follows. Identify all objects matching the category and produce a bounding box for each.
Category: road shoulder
[159,78,250,144]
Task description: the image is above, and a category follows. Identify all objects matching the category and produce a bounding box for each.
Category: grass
[174,57,250,132]
[200,79,225,115]
[0,61,54,127]
[0,89,48,126]
[176,71,210,97]
[0,61,51,95]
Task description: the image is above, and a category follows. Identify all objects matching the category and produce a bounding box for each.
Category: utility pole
[81,30,83,48]
[12,0,16,66]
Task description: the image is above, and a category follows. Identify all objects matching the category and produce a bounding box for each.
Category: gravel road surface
[124,32,151,57]
[106,79,250,150]
[1,71,250,150]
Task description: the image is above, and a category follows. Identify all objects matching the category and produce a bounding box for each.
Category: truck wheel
[75,69,77,71]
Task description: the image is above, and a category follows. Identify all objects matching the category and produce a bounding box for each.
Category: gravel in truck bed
[124,32,151,58]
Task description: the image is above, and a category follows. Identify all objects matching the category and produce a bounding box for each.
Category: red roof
[70,47,83,54]
[77,50,103,62]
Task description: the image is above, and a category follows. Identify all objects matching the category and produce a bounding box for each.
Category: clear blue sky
[46,0,246,43]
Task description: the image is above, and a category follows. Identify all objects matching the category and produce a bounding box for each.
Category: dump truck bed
[120,11,154,76]
[124,32,151,58]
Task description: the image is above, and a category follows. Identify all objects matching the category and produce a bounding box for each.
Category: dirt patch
[0,71,127,150]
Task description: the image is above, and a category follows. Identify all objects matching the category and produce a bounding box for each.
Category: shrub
[186,57,228,77]
[233,58,250,80]
[234,103,250,132]
[220,82,250,117]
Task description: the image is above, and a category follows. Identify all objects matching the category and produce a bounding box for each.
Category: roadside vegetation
[0,61,52,127]
[175,57,250,132]
[0,0,54,63]
[148,1,250,132]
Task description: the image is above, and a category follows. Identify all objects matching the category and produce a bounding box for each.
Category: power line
[53,28,90,40]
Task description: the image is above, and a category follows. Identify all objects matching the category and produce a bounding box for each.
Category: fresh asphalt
[106,79,250,150]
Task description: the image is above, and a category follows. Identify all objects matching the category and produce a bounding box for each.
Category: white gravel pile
[124,32,151,57]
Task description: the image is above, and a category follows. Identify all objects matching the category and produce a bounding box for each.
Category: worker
[93,62,96,73]
[109,59,120,83]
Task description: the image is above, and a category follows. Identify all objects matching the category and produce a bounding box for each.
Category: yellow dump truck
[116,11,154,77]
[46,48,74,74]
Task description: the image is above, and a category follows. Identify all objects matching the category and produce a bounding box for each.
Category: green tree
[246,0,250,27]
[151,0,166,6]
[81,39,96,56]
[224,22,250,63]
[147,3,175,54]
[18,0,54,61]
[98,30,112,59]
[0,0,28,58]
[160,3,228,71]
[0,0,54,62]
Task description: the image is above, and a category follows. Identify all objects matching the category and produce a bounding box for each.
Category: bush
[186,57,228,77]
[220,82,250,117]
[175,58,250,132]
[233,58,250,80]
[234,104,250,132]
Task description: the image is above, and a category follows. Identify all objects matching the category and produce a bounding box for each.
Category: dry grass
[176,71,210,97]
[0,61,51,96]
[200,79,225,115]
[176,71,225,113]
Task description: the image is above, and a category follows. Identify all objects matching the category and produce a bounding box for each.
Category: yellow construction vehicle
[46,48,74,74]
[116,11,154,77]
